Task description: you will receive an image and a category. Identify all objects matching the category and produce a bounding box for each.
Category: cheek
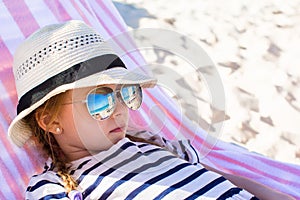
[71,104,113,150]
[71,104,103,134]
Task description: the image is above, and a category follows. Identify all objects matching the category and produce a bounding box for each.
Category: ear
[35,111,62,135]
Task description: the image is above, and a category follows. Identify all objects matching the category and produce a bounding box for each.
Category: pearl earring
[56,127,61,134]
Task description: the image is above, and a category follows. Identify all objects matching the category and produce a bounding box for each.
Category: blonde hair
[24,92,77,193]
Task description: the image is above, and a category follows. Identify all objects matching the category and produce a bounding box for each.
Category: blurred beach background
[113,0,300,165]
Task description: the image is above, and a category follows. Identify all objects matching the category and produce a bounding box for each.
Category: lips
[109,127,124,133]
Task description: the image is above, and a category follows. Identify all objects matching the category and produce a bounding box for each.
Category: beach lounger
[0,0,299,199]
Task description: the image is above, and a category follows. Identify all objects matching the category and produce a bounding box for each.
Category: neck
[65,149,92,161]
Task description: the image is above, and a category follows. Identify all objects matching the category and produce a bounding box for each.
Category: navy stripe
[82,147,165,198]
[101,155,177,199]
[70,159,91,175]
[153,167,208,200]
[82,152,142,197]
[27,180,64,192]
[179,141,190,161]
[77,142,135,183]
[126,163,192,200]
[188,141,200,163]
[217,188,243,200]
[137,143,151,148]
[38,192,68,200]
[185,176,227,199]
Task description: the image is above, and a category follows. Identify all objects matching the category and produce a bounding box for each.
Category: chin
[111,132,126,144]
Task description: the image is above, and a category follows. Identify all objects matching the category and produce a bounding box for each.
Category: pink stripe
[192,126,300,187]
[79,0,94,19]
[129,108,148,130]
[98,1,141,56]
[97,1,137,47]
[128,91,175,139]
[0,37,18,102]
[0,191,8,200]
[0,158,23,199]
[142,92,177,139]
[0,126,29,187]
[93,1,142,67]
[0,102,13,124]
[0,29,35,197]
[147,91,213,146]
[4,0,40,37]
[23,145,45,173]
[98,0,125,30]
[209,151,300,188]
[254,155,300,178]
[44,0,72,21]
[69,0,90,24]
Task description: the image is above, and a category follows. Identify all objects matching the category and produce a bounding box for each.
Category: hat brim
[8,67,157,147]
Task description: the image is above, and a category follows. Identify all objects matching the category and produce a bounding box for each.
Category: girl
[8,20,293,199]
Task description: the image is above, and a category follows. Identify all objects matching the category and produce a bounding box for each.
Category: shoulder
[127,130,200,163]
[26,166,69,199]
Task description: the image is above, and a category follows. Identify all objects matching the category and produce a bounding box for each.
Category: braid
[24,92,77,193]
[126,134,163,147]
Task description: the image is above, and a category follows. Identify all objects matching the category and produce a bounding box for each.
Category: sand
[114,0,300,165]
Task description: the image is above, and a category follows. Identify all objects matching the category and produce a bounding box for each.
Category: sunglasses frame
[63,84,143,120]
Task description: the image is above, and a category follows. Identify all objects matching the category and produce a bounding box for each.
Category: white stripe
[71,0,114,40]
[0,169,17,200]
[89,0,120,36]
[0,113,26,189]
[59,0,84,21]
[142,91,186,140]
[0,83,35,175]
[0,2,25,54]
[88,0,142,65]
[23,0,58,27]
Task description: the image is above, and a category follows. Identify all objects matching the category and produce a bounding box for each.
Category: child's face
[56,84,129,158]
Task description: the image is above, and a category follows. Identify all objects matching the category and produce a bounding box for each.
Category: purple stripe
[94,1,143,67]
[3,0,40,37]
[44,0,72,21]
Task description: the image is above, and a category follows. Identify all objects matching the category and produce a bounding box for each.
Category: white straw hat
[8,20,157,147]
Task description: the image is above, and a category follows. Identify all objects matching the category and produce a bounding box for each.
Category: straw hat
[8,20,157,147]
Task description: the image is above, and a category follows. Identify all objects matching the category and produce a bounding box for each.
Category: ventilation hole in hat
[16,33,105,80]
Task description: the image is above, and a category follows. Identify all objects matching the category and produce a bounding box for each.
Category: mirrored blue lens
[86,87,116,120]
[86,85,142,120]
[120,85,142,110]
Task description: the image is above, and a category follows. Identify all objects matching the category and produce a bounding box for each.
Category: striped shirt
[26,135,258,200]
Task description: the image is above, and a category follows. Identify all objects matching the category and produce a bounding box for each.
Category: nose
[111,96,127,119]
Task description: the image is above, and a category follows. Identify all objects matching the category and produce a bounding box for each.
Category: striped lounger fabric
[0,0,300,199]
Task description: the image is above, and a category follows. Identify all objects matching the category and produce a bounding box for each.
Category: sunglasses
[65,85,143,120]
